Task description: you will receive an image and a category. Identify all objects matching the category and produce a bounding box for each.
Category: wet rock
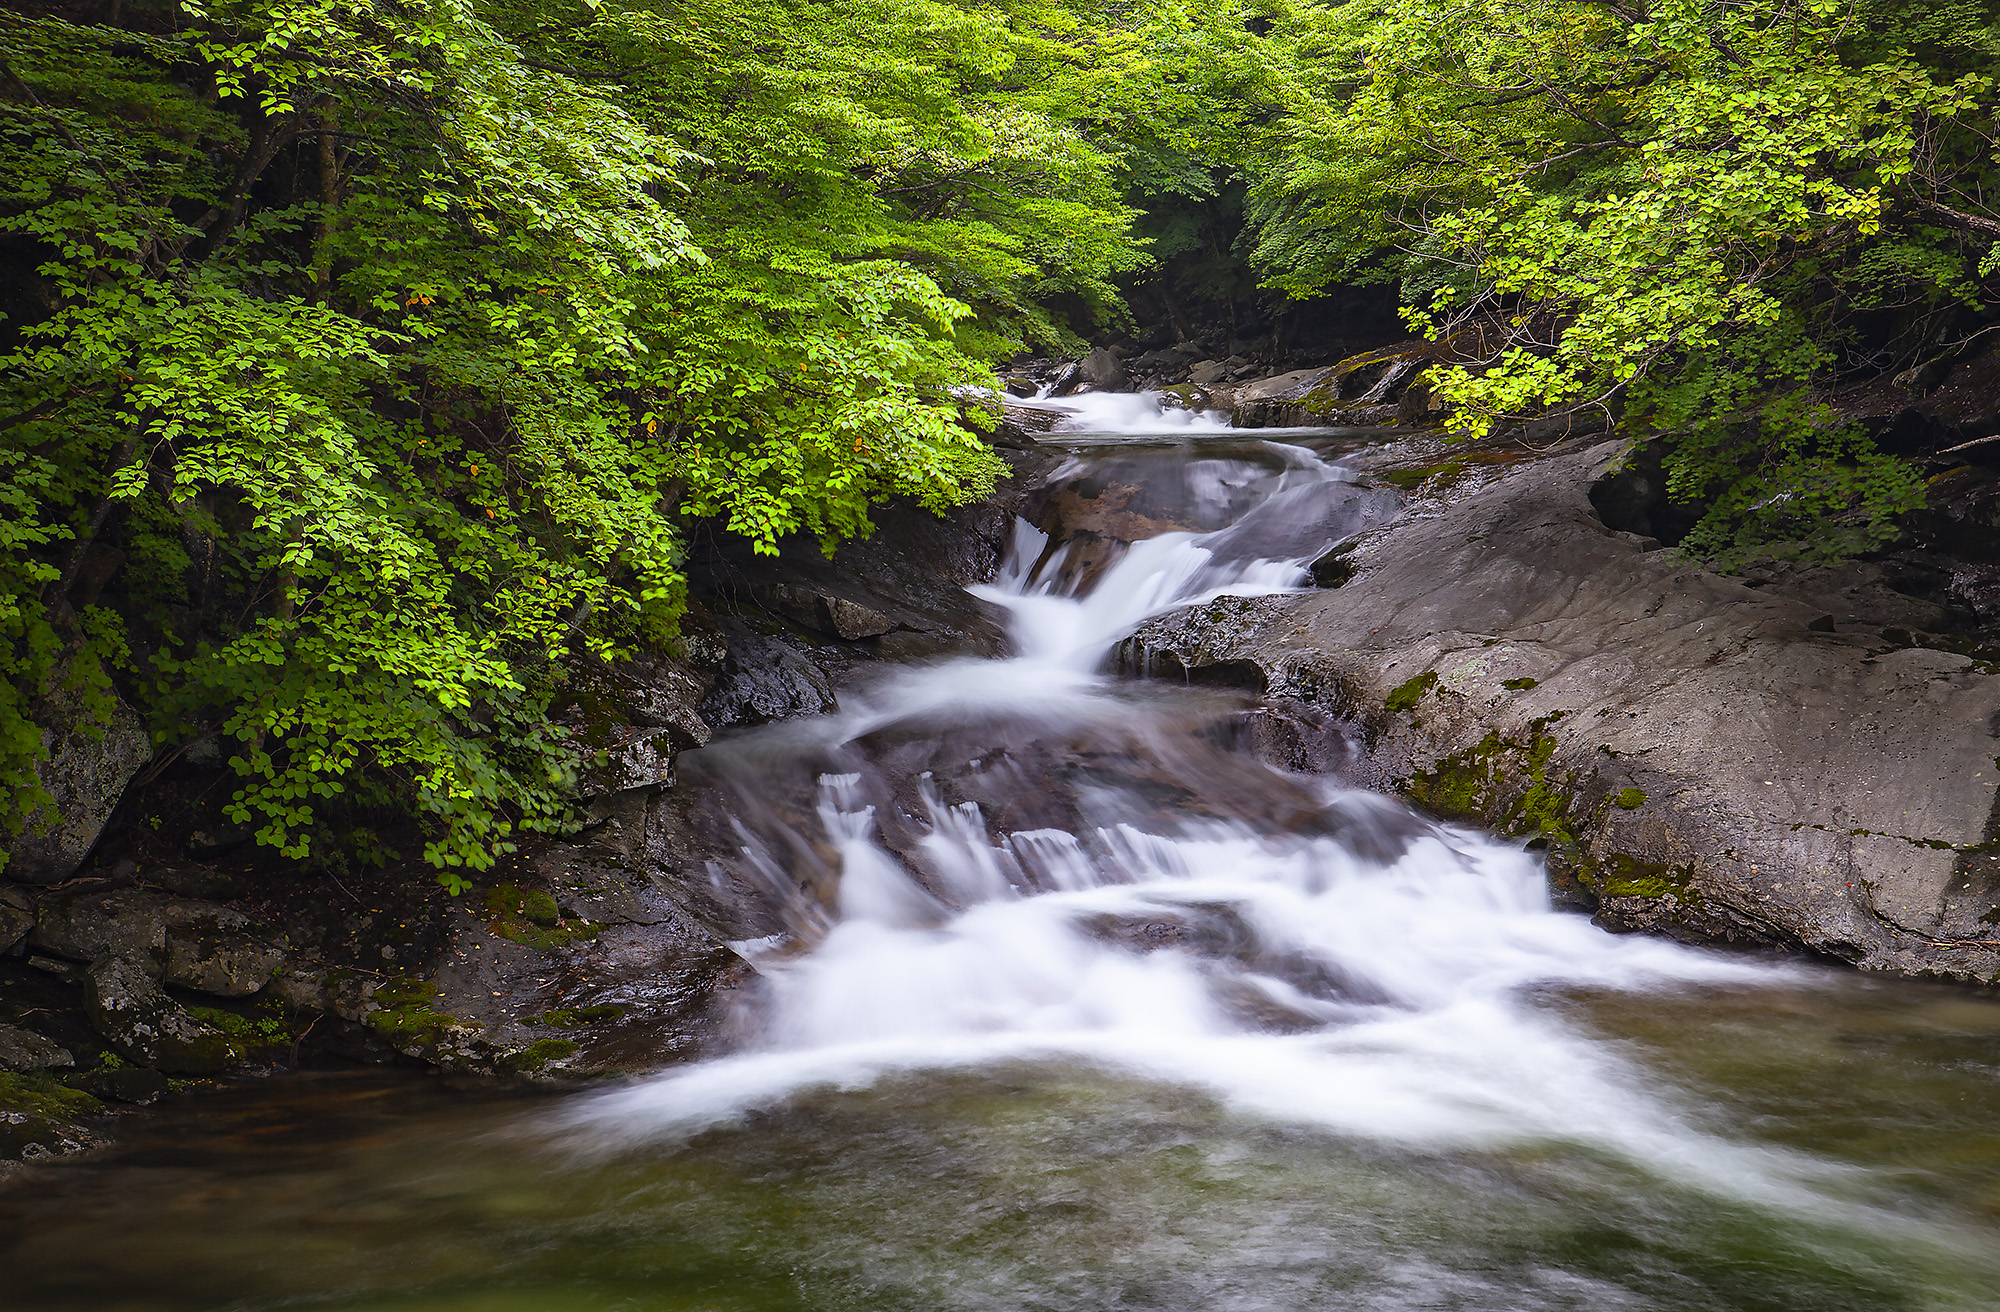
[6,670,150,884]
[1125,436,2000,980]
[756,583,898,640]
[1189,359,1229,386]
[30,892,283,997]
[70,1065,168,1105]
[1078,347,1128,392]
[84,957,231,1074]
[702,628,838,727]
[0,1023,71,1072]
[0,886,31,954]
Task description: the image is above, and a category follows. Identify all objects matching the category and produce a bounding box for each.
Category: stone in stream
[1077,346,1128,392]
[1124,437,2000,981]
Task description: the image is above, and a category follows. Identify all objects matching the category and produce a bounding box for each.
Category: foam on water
[561,401,1908,1236]
[1009,388,1234,434]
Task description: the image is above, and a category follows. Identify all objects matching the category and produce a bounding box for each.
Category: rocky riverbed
[9,346,2000,1164]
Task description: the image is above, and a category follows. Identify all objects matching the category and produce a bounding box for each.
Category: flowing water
[6,398,2000,1311]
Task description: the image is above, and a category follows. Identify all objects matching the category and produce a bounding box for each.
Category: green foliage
[0,0,1154,883]
[1242,0,2000,559]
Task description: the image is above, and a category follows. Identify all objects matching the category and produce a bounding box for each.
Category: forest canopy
[3,0,1997,882]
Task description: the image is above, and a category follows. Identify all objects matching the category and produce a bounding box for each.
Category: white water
[563,411,1886,1228]
[1010,387,1234,434]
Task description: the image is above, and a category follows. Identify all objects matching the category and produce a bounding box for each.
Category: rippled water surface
[7,403,1999,1311]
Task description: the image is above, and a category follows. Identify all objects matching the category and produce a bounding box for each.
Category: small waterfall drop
[563,417,1843,1221]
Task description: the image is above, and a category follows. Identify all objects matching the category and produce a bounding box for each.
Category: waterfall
[557,405,1876,1223]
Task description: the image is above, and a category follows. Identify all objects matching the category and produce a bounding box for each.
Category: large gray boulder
[1078,346,1129,392]
[6,672,150,884]
[1126,439,2000,981]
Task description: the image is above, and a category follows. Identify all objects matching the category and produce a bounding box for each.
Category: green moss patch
[507,1038,578,1073]
[0,1072,104,1124]
[527,1005,627,1028]
[1615,787,1648,810]
[1593,853,1695,901]
[184,1004,295,1060]
[481,883,605,949]
[369,978,457,1045]
[1405,716,1575,853]
[1502,677,1539,691]
[1378,460,1469,491]
[1385,670,1439,713]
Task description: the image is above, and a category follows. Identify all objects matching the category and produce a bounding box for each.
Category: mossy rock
[506,1038,578,1073]
[527,1005,627,1029]
[1405,717,1574,847]
[369,978,457,1046]
[1614,787,1648,810]
[0,1071,103,1123]
[485,884,561,926]
[1385,670,1438,713]
[482,883,604,950]
[1377,460,1470,491]
[1587,853,1695,901]
[0,1072,105,1159]
[183,1003,297,1061]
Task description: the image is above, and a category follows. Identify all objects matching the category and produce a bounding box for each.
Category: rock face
[84,957,231,1074]
[0,1022,72,1072]
[7,673,151,884]
[31,891,285,997]
[1125,438,2000,981]
[553,654,717,799]
[0,886,31,954]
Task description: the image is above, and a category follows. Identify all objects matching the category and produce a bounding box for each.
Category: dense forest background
[4,0,1999,885]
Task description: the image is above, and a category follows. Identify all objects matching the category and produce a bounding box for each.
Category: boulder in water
[1079,347,1128,392]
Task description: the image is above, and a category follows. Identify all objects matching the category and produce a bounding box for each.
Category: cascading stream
[563,404,1899,1232]
[10,396,2000,1312]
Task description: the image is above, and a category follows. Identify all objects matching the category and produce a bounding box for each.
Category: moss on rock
[481,883,605,950]
[507,1038,578,1073]
[369,978,457,1046]
[1385,670,1439,713]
